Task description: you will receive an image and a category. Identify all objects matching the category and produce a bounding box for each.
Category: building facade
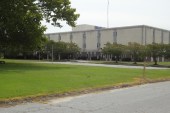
[45,25,170,60]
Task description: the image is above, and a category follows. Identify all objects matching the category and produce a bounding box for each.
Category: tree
[128,42,144,64]
[45,41,80,60]
[66,42,80,59]
[45,41,66,60]
[102,42,124,63]
[164,44,170,59]
[147,43,165,65]
[54,42,67,60]
[0,0,79,53]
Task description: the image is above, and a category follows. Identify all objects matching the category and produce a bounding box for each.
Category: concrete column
[89,53,91,60]
[144,26,147,45]
[47,54,49,61]
[106,54,109,61]
[97,54,99,60]
[100,54,103,60]
[157,57,160,62]
[108,54,109,61]
[162,56,165,62]
[153,29,155,43]
[131,55,133,61]
[141,27,144,45]
[110,54,113,61]
[105,55,107,61]
[161,31,163,44]
[151,57,153,62]
[109,55,111,61]
[107,54,110,61]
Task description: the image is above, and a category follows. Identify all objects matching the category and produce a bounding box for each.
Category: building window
[83,32,86,49]
[153,29,155,43]
[113,31,117,43]
[161,31,163,44]
[48,35,50,40]
[83,44,86,49]
[97,31,101,49]
[70,33,73,42]
[97,43,100,48]
[58,34,61,41]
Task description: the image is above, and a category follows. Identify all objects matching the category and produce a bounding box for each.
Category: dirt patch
[0,78,170,107]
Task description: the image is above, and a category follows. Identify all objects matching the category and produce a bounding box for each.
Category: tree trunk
[115,59,118,63]
[133,61,137,64]
[134,57,137,64]
[133,53,138,64]
[58,54,61,60]
[153,56,158,65]
[115,56,118,63]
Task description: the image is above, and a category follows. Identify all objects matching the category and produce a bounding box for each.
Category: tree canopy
[45,40,80,60]
[128,42,144,64]
[0,0,79,52]
[147,43,165,65]
[102,42,124,63]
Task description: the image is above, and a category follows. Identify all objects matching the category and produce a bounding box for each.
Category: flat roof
[45,25,170,35]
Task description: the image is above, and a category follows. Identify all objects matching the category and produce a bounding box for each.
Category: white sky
[43,0,170,33]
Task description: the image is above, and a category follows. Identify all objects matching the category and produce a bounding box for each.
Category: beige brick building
[45,25,170,60]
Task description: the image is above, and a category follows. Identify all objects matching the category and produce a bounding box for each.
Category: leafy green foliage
[128,42,145,64]
[0,0,79,53]
[147,43,166,65]
[164,44,170,59]
[38,0,80,27]
[0,0,46,51]
[45,41,80,60]
[102,43,124,63]
[66,42,80,57]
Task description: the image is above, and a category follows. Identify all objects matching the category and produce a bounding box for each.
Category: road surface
[38,61,169,69]
[1,81,170,113]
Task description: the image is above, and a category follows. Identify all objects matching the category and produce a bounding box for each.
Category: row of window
[48,29,170,48]
[57,31,117,49]
[146,29,170,44]
[152,30,164,43]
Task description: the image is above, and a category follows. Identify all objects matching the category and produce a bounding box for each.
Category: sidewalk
[38,61,169,70]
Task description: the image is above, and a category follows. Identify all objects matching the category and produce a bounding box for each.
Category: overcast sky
[43,0,170,33]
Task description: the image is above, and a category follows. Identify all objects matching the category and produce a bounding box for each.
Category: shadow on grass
[98,61,170,68]
[0,62,75,73]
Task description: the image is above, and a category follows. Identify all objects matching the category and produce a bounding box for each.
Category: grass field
[90,60,170,66]
[0,59,170,100]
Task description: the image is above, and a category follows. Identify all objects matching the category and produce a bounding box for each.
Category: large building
[45,25,170,60]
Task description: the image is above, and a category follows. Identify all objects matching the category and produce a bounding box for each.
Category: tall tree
[128,42,144,64]
[66,42,80,59]
[147,43,165,65]
[102,42,124,63]
[0,0,79,53]
[45,41,80,60]
[164,44,170,59]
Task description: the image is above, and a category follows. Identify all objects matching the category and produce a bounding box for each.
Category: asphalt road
[1,81,170,113]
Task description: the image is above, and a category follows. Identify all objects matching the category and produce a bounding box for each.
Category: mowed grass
[0,60,170,100]
[90,60,170,66]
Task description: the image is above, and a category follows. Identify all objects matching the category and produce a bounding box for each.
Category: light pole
[142,26,147,79]
[52,44,54,62]
[107,0,109,28]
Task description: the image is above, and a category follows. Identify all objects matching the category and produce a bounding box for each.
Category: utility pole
[39,51,40,61]
[143,26,147,79]
[107,0,109,28]
[52,44,54,62]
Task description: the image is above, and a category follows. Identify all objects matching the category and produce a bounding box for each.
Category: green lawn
[0,59,170,100]
[90,60,170,66]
